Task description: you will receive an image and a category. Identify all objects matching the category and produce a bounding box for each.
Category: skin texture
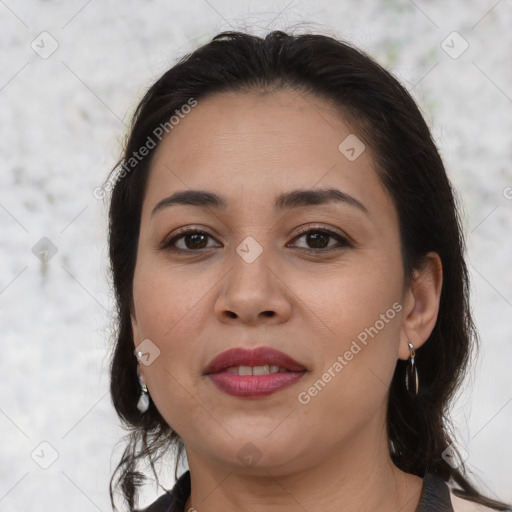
[130,89,443,512]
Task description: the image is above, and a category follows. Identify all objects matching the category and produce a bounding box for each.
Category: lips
[204,347,307,398]
[203,347,306,375]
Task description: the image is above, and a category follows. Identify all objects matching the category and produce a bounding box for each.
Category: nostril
[222,310,275,320]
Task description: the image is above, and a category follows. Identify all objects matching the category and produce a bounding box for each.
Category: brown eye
[305,232,330,249]
[159,230,221,252]
[289,228,352,251]
[182,232,208,249]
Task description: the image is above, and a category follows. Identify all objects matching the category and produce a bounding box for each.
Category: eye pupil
[307,232,329,249]
[186,233,207,249]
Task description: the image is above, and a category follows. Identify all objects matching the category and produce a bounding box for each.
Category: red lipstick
[204,347,307,398]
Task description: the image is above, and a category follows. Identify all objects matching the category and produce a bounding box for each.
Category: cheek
[131,257,212,423]
[295,255,403,405]
[132,257,208,343]
[293,254,403,343]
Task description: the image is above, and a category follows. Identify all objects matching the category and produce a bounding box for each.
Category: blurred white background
[1,1,511,510]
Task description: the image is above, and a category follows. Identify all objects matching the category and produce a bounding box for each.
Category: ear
[398,252,443,360]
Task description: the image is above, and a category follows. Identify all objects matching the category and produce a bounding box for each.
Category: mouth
[204,346,307,398]
[221,365,295,375]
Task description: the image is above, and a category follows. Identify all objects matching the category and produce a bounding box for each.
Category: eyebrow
[151,188,369,217]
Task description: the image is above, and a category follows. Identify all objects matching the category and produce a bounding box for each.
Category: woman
[106,31,511,512]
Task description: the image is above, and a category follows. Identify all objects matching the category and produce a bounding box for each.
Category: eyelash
[159,225,352,254]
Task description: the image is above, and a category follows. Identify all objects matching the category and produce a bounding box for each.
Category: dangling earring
[136,364,150,413]
[405,342,419,397]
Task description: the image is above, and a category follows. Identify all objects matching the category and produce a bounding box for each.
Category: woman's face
[131,89,413,474]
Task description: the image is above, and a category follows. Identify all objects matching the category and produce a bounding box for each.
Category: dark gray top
[140,470,456,512]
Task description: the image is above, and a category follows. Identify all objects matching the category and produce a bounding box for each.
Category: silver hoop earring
[405,342,419,398]
[136,365,150,413]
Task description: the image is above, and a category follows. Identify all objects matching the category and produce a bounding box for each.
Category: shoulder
[450,493,496,512]
[419,473,509,512]
[137,470,191,512]
[138,492,174,512]
[448,484,509,512]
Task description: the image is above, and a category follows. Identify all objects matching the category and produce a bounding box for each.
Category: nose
[214,246,292,326]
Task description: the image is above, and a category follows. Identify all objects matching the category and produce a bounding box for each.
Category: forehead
[151,89,358,171]
[142,89,393,222]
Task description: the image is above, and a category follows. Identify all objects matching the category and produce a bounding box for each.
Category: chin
[219,435,305,472]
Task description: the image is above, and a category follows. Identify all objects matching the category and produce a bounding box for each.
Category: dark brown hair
[107,30,510,510]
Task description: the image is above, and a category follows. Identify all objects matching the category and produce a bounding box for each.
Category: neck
[183,415,423,512]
